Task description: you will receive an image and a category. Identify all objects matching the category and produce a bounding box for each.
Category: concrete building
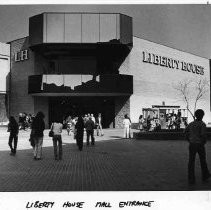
[0,42,10,124]
[8,12,211,128]
[120,37,211,126]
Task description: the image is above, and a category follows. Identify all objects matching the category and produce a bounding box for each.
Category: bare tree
[173,78,209,120]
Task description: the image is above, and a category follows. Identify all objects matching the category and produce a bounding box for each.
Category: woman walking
[51,118,63,160]
[75,116,85,151]
[31,111,45,160]
[8,116,19,155]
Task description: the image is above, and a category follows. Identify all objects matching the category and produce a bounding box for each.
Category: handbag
[49,130,54,137]
[29,129,35,147]
[49,123,54,137]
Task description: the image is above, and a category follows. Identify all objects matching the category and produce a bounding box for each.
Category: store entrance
[49,96,115,128]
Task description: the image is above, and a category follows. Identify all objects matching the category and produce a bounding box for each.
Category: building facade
[0,42,10,124]
[120,37,211,125]
[9,13,133,128]
[8,12,211,128]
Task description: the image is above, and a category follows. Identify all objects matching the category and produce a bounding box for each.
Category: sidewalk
[0,127,211,191]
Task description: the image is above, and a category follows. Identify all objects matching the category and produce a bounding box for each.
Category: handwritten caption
[26,201,155,209]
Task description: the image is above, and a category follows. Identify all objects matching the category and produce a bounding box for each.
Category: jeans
[8,133,18,153]
[53,135,62,159]
[33,137,43,159]
[188,143,210,181]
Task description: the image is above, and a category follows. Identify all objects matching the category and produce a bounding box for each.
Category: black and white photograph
[0,1,211,209]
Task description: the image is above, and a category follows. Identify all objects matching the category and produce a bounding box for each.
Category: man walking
[185,109,211,184]
[85,116,95,146]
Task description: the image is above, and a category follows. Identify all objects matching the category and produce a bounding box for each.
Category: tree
[173,78,209,120]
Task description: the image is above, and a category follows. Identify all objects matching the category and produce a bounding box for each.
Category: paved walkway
[0,127,211,191]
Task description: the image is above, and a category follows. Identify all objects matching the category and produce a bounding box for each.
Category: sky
[0,3,211,58]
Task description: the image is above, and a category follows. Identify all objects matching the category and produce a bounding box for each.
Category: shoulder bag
[49,123,54,137]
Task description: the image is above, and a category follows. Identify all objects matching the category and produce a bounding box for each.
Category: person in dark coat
[85,117,95,146]
[8,116,19,155]
[75,116,85,151]
[185,109,211,184]
[31,111,45,160]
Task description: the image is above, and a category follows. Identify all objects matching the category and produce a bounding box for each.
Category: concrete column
[114,96,130,128]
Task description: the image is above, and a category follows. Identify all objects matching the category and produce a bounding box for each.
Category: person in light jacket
[51,117,63,160]
[96,113,104,136]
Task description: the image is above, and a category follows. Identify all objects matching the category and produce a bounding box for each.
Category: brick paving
[0,127,211,191]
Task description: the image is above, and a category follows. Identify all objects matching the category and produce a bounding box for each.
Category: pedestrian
[96,113,104,136]
[31,111,45,160]
[75,116,85,151]
[66,116,72,136]
[7,116,19,155]
[83,114,88,124]
[18,113,24,130]
[138,115,144,131]
[123,114,131,138]
[146,115,151,131]
[128,115,132,138]
[22,112,27,130]
[91,113,96,124]
[28,114,33,128]
[167,114,174,129]
[51,117,63,160]
[85,116,95,146]
[72,117,77,139]
[185,109,211,184]
[175,115,181,130]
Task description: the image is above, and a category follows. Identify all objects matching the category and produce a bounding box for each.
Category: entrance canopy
[152,105,180,109]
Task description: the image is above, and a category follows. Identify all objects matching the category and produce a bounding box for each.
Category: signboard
[15,49,28,62]
[142,51,204,75]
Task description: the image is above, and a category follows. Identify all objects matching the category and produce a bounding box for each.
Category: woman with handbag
[50,117,63,160]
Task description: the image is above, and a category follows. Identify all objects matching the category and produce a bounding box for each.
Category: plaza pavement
[0,127,211,191]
